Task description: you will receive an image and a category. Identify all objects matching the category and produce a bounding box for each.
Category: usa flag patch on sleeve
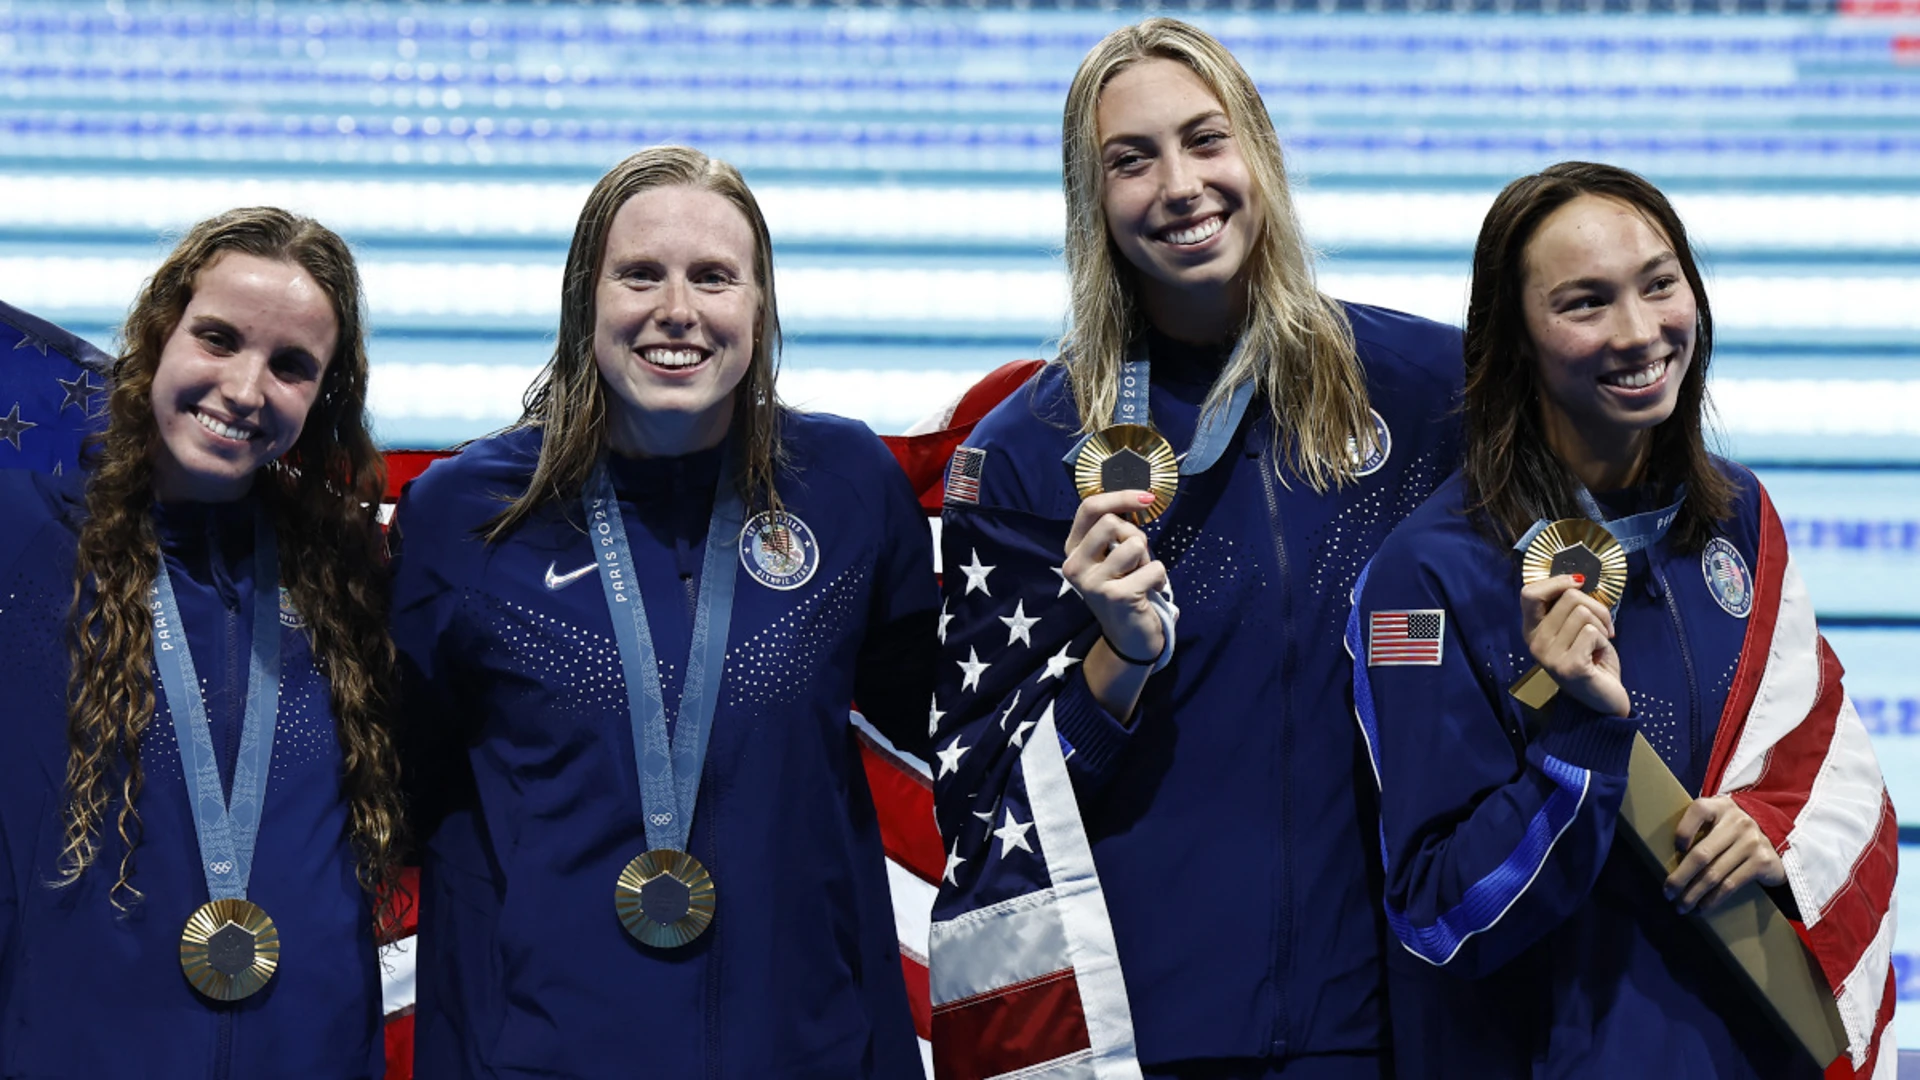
[1369,609,1445,666]
[945,446,987,506]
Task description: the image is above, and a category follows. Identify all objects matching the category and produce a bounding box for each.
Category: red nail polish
[1571,573,1585,586]
[1138,492,1156,505]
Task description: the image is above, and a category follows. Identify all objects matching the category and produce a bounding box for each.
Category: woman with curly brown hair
[0,207,406,1078]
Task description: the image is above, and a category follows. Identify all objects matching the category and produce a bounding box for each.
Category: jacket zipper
[214,1005,236,1080]
[1257,440,1295,1058]
[1651,557,1703,782]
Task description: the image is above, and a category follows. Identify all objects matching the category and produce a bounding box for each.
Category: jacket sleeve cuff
[1535,698,1638,777]
[1051,670,1133,785]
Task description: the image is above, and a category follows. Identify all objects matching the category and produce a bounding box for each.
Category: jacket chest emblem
[740,510,819,591]
[1347,408,1392,478]
[1701,537,1753,619]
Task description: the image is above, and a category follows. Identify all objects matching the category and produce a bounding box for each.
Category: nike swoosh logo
[544,561,599,590]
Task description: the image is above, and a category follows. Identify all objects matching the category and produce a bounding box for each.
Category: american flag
[1697,484,1897,1078]
[0,299,109,475]
[944,446,987,506]
[1368,609,1445,667]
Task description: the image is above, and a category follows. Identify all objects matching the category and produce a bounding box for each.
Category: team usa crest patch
[278,586,307,630]
[1348,409,1392,478]
[945,446,986,506]
[1369,609,1444,666]
[740,510,819,591]
[1701,537,1753,618]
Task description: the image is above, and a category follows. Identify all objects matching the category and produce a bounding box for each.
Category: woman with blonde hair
[928,17,1462,1080]
[0,207,405,1076]
[391,145,935,1077]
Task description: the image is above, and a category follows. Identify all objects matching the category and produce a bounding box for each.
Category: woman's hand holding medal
[1521,574,1630,718]
[1065,489,1170,723]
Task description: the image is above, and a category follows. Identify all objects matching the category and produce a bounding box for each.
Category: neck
[1140,277,1246,346]
[606,399,734,459]
[150,462,254,505]
[1540,402,1652,493]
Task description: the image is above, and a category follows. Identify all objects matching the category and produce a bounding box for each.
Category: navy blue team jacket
[1353,465,1817,1078]
[390,412,937,1079]
[933,304,1464,1071]
[0,470,385,1079]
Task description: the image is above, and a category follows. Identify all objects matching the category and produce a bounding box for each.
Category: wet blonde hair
[488,145,785,540]
[1061,17,1375,490]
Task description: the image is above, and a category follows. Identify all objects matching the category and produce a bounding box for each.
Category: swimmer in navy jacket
[927,20,1464,1080]
[1354,163,1897,1077]
[391,147,937,1079]
[0,209,405,1078]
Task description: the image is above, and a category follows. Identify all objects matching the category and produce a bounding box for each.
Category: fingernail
[1137,493,1156,505]
[1571,573,1585,586]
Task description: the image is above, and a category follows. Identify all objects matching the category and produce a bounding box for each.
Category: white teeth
[642,347,706,369]
[1162,215,1224,246]
[1606,359,1666,390]
[192,410,255,441]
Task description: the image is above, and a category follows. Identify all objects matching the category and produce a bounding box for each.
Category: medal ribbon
[1513,486,1687,558]
[152,503,281,903]
[586,444,744,856]
[1066,336,1256,480]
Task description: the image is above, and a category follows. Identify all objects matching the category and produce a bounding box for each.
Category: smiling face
[148,252,337,503]
[1096,58,1262,340]
[1521,193,1697,479]
[593,185,761,457]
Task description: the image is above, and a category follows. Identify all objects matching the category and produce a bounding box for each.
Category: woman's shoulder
[0,467,84,572]
[1366,472,1510,597]
[399,427,542,516]
[945,361,1080,518]
[1339,300,1464,387]
[779,408,895,475]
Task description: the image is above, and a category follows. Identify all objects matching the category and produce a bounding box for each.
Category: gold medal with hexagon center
[180,898,280,1001]
[1071,423,1179,523]
[615,849,716,949]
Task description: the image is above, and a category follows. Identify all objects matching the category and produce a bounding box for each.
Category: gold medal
[1510,519,1630,709]
[1070,424,1179,523]
[615,849,716,948]
[180,898,280,1002]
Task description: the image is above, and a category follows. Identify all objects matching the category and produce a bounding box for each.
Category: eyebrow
[1547,251,1677,297]
[1100,109,1230,154]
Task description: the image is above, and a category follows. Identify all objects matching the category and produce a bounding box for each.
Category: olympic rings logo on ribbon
[208,860,234,875]
[649,813,672,827]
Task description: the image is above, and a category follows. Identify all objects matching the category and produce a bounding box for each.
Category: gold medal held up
[1509,519,1630,710]
[180,898,280,1001]
[1071,424,1179,523]
[615,849,716,948]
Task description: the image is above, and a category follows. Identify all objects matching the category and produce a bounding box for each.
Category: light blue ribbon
[151,503,280,902]
[585,445,744,856]
[1064,336,1256,482]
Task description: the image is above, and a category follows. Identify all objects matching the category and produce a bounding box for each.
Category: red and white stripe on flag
[1700,485,1898,1079]
[1368,609,1445,667]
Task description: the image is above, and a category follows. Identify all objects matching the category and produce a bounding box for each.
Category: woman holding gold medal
[0,209,405,1076]
[1351,162,1896,1076]
[390,146,934,1078]
[926,19,1463,1080]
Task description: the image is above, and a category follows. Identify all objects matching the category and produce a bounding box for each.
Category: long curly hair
[486,145,787,541]
[60,207,408,934]
[1060,18,1376,491]
[1462,161,1732,550]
